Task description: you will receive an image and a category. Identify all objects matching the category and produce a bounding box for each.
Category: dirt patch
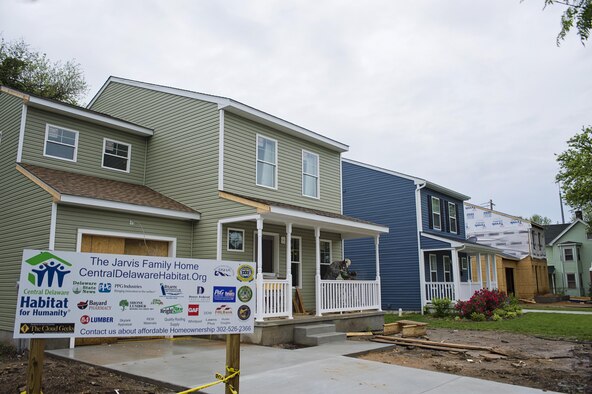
[358,329,592,393]
[0,348,176,394]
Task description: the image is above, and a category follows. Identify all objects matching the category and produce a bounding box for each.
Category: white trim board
[16,104,27,163]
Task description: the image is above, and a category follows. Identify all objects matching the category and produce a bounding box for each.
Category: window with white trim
[256,135,277,188]
[443,256,452,282]
[102,138,131,172]
[302,150,319,198]
[44,124,78,161]
[461,257,468,271]
[429,254,438,282]
[566,273,576,289]
[448,202,457,233]
[291,236,302,288]
[564,247,574,261]
[227,228,244,252]
[320,240,332,278]
[431,197,441,230]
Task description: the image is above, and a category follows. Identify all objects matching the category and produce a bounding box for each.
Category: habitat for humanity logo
[26,252,72,288]
[213,286,236,302]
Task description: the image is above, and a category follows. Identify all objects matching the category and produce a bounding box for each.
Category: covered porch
[217,192,389,321]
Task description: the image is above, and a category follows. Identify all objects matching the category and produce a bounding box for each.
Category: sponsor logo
[190,286,210,302]
[214,265,234,277]
[237,286,253,302]
[119,300,129,311]
[237,305,251,321]
[77,301,88,310]
[188,304,199,316]
[151,298,163,305]
[121,300,153,311]
[213,286,236,303]
[80,315,90,324]
[81,315,114,324]
[160,304,183,315]
[72,281,97,294]
[98,283,112,293]
[215,305,232,315]
[77,300,110,311]
[20,296,68,309]
[19,323,74,334]
[237,264,254,282]
[160,283,182,297]
[26,252,72,288]
[196,286,206,295]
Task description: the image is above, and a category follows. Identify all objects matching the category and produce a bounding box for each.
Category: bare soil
[358,328,592,393]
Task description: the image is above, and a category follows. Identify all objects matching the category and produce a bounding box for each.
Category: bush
[431,297,452,318]
[455,289,507,319]
[492,313,503,321]
[470,312,486,321]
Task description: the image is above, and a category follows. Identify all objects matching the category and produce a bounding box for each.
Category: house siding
[421,188,465,239]
[21,107,147,184]
[0,93,53,332]
[342,161,420,311]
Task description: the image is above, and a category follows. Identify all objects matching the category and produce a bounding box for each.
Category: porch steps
[294,323,346,346]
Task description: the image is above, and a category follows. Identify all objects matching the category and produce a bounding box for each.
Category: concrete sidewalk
[523,308,592,314]
[48,338,557,394]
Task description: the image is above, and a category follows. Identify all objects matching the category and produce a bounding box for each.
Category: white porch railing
[319,280,380,314]
[458,282,481,300]
[425,282,456,302]
[261,279,290,318]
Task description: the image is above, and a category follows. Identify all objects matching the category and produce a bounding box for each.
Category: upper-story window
[44,124,78,162]
[102,139,131,172]
[564,247,574,261]
[302,150,319,198]
[431,196,441,230]
[448,202,457,233]
[256,135,277,189]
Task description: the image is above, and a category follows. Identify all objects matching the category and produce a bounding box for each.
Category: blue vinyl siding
[342,161,421,311]
[421,188,466,239]
[420,236,452,250]
[424,251,453,282]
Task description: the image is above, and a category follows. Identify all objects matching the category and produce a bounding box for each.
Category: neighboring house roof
[0,86,153,136]
[421,231,501,253]
[497,252,521,261]
[17,164,200,220]
[88,76,348,152]
[464,202,544,229]
[544,220,587,246]
[342,158,470,201]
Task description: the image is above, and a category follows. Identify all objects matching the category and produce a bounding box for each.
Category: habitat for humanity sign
[14,249,256,339]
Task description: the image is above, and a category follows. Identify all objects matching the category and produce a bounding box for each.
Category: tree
[556,126,592,221]
[542,0,592,45]
[0,36,87,104]
[529,214,553,225]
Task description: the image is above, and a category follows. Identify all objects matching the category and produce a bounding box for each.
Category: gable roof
[544,220,587,246]
[89,76,348,153]
[342,158,470,201]
[17,164,199,220]
[0,86,153,136]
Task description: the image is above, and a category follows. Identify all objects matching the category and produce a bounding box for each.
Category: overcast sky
[1,0,590,223]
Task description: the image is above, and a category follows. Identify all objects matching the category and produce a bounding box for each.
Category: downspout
[415,181,427,313]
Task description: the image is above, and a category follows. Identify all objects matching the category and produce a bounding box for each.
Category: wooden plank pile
[383,320,428,337]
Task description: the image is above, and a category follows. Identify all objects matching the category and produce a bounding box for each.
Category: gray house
[0,79,387,346]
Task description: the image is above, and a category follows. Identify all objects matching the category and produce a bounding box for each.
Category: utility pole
[558,182,565,224]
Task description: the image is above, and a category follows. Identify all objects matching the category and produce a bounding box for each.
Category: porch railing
[458,282,481,301]
[261,279,290,318]
[425,281,456,302]
[319,280,380,314]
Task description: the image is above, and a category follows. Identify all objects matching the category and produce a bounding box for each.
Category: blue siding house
[343,159,500,311]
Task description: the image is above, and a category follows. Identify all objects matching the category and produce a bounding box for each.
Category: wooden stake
[225,334,240,394]
[27,338,45,394]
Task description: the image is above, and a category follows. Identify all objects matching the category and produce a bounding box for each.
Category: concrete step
[295,331,347,346]
[294,323,336,336]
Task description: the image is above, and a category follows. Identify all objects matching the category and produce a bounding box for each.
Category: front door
[505,268,515,296]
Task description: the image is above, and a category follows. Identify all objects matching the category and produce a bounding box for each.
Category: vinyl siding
[342,161,420,310]
[0,93,53,332]
[21,107,147,184]
[54,205,193,257]
[224,112,342,213]
[421,188,466,239]
[420,236,453,250]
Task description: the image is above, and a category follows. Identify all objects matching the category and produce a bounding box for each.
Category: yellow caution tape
[178,366,240,394]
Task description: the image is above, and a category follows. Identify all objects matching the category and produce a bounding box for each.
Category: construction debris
[383,320,428,337]
[346,332,374,337]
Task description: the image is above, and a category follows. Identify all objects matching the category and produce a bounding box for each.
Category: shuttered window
[448,202,457,233]
[431,197,441,230]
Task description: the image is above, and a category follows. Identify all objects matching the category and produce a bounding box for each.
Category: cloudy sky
[1,0,590,223]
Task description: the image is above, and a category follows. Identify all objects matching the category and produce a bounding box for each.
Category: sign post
[225,334,240,394]
[26,338,44,394]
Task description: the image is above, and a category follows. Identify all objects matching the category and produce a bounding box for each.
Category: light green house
[544,219,592,297]
[0,79,388,346]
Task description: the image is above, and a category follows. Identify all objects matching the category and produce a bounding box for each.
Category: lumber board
[374,336,492,351]
[346,332,374,337]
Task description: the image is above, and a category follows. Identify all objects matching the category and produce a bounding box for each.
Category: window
[291,237,302,288]
[102,139,131,172]
[320,240,332,278]
[302,150,319,198]
[429,254,438,282]
[443,256,452,282]
[227,228,244,252]
[566,273,577,289]
[448,202,457,233]
[461,257,468,271]
[564,247,574,261]
[44,124,78,161]
[256,135,277,188]
[431,197,441,230]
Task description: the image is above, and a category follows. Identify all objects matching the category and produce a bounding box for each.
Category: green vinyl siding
[0,93,53,332]
[21,107,147,184]
[224,112,342,213]
[54,205,193,258]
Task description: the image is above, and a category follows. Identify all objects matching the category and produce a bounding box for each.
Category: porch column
[315,227,322,317]
[451,250,461,301]
[492,254,498,289]
[216,221,223,260]
[467,254,473,295]
[477,253,483,289]
[286,223,293,319]
[256,217,264,322]
[485,254,491,289]
[374,235,382,311]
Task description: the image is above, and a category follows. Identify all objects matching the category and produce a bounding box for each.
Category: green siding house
[0,79,387,346]
[545,218,592,297]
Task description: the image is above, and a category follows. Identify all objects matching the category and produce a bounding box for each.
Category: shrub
[431,297,452,318]
[492,314,503,321]
[470,312,486,321]
[455,289,508,319]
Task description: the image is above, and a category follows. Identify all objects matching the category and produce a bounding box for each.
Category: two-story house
[465,203,549,299]
[342,159,499,311]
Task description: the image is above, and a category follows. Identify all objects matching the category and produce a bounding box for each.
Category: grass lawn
[385,312,592,341]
